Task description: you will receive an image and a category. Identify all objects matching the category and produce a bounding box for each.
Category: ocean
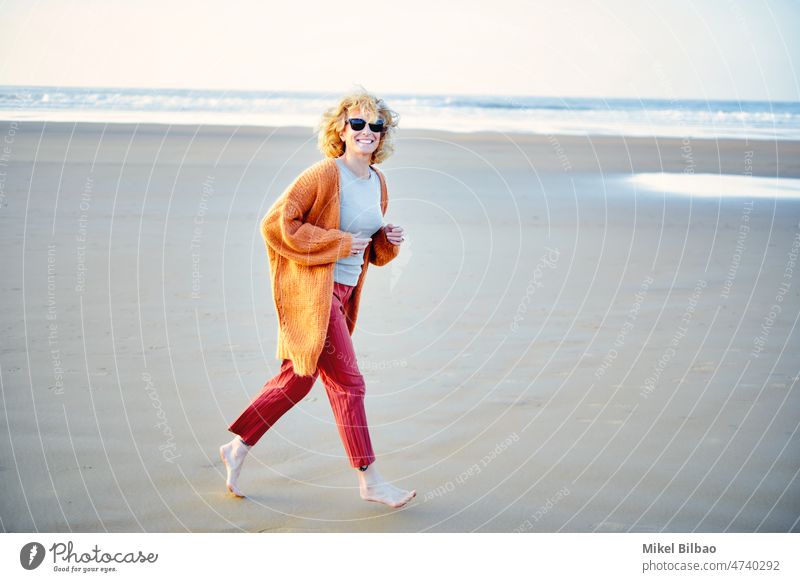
[1,85,799,141]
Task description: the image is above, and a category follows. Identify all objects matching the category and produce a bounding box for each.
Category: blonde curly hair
[316,87,399,165]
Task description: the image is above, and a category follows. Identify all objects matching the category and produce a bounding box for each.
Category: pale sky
[0,0,798,101]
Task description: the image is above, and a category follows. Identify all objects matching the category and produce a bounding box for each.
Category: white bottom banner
[1,533,798,581]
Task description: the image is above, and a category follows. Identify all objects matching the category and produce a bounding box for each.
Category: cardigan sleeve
[368,225,401,266]
[261,170,353,267]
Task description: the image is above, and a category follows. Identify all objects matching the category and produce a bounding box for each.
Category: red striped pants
[227,281,375,468]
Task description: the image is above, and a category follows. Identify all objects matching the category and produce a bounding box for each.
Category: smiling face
[339,108,383,158]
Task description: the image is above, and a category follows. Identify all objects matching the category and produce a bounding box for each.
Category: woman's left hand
[384,223,405,246]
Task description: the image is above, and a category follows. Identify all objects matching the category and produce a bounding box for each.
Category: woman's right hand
[349,235,371,256]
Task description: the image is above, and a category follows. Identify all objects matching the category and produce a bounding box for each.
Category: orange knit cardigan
[260,157,400,377]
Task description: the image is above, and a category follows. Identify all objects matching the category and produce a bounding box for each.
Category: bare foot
[219,437,250,498]
[357,463,416,508]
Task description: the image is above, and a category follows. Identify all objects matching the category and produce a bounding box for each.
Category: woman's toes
[220,444,246,497]
[227,484,245,498]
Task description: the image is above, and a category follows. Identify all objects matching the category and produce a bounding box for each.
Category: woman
[219,89,415,509]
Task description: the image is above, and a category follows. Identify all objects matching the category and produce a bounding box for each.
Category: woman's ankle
[356,462,383,484]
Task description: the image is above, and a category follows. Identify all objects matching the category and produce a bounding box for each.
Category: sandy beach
[1,120,798,532]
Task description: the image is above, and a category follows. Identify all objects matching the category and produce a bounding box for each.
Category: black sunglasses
[345,118,386,133]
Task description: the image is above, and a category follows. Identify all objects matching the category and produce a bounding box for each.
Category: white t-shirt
[333,157,384,286]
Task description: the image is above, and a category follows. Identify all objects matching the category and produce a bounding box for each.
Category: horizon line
[1,83,798,106]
